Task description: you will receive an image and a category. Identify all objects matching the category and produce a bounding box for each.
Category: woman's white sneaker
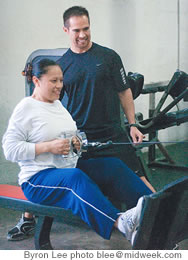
[118,196,145,245]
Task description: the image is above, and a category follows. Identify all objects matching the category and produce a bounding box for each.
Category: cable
[83,140,188,149]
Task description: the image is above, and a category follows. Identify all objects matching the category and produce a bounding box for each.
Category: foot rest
[133,176,188,249]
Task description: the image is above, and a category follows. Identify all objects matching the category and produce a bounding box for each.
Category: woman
[2,59,152,245]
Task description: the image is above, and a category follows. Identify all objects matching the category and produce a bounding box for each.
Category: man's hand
[130,126,145,144]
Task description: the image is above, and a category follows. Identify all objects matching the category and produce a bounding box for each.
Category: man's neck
[70,42,93,54]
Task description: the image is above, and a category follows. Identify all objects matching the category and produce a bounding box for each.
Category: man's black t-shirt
[58,43,143,176]
[58,42,130,139]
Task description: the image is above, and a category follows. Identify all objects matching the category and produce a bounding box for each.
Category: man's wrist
[129,123,138,128]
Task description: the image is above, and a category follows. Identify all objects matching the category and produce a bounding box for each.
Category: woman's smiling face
[33,65,63,103]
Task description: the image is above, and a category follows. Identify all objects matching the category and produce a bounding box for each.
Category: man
[7,6,155,241]
[58,6,155,191]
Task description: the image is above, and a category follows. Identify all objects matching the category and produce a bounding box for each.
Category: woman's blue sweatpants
[21,157,152,240]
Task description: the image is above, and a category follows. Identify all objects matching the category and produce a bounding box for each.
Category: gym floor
[0,142,188,250]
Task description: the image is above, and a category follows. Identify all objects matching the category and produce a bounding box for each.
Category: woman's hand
[35,139,71,156]
[49,139,71,155]
[35,134,82,156]
[72,136,81,152]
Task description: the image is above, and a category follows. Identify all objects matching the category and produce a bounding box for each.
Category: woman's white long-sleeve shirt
[2,97,78,185]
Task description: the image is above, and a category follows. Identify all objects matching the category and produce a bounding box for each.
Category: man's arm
[118,88,156,192]
[118,88,144,144]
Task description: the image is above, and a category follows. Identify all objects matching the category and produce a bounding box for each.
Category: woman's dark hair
[22,59,61,83]
[63,6,90,28]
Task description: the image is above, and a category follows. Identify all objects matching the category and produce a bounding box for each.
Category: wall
[0,0,187,184]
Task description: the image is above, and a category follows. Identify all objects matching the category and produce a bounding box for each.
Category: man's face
[64,15,92,53]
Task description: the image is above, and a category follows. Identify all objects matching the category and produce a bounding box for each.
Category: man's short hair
[63,6,90,28]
